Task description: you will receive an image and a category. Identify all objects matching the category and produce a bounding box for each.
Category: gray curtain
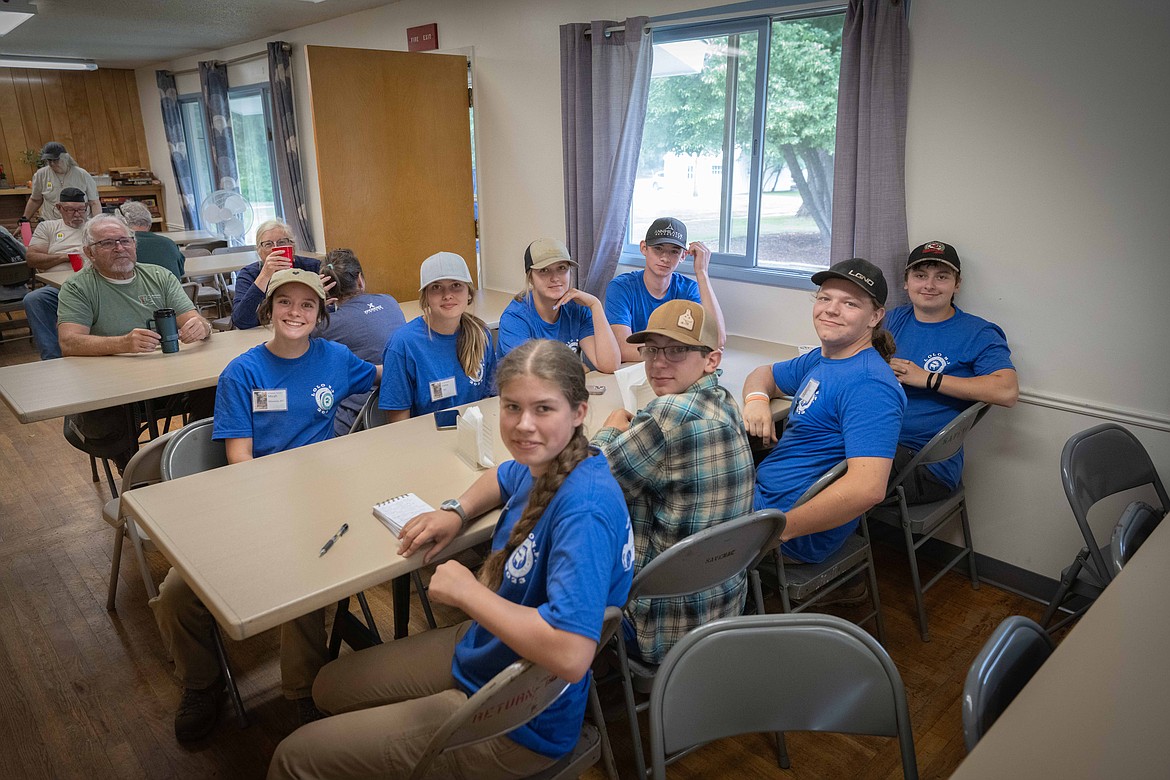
[267,41,316,252]
[155,71,197,229]
[198,61,239,193]
[560,18,653,298]
[830,0,910,306]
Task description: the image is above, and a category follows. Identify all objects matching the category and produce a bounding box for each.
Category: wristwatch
[440,498,467,527]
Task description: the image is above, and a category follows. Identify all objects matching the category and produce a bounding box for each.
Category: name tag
[252,389,288,412]
[798,378,820,406]
[429,377,457,403]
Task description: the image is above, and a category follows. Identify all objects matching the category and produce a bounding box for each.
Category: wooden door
[305,46,476,301]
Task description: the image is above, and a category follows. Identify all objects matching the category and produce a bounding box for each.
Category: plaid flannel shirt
[593,372,755,663]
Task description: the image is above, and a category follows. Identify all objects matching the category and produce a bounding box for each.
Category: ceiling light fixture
[0,0,36,36]
[0,54,98,71]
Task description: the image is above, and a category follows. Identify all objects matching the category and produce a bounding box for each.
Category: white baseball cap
[419,251,474,291]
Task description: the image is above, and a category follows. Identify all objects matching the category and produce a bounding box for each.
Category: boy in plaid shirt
[593,300,754,663]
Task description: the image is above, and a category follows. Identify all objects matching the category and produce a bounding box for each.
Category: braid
[479,430,590,591]
[871,315,896,362]
[478,339,592,591]
[457,311,490,381]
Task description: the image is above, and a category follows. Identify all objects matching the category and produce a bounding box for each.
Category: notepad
[372,493,434,537]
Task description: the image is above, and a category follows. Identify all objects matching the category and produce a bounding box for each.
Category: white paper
[372,493,435,537]
[615,362,655,414]
[456,406,495,470]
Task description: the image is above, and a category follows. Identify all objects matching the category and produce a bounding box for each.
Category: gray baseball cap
[419,252,474,290]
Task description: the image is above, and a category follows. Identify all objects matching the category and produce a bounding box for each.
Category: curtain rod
[168,44,287,77]
[583,2,848,36]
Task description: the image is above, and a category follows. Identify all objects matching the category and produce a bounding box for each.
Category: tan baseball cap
[265,267,326,302]
[627,299,718,350]
[524,238,577,271]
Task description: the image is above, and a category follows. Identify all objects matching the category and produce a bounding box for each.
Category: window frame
[622,3,846,292]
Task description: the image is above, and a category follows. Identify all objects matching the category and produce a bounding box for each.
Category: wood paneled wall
[0,68,150,185]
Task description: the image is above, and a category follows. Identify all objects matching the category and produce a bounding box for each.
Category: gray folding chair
[349,392,437,629]
[103,430,176,610]
[409,606,623,780]
[765,460,886,644]
[868,402,990,641]
[0,260,32,343]
[648,613,918,779]
[159,418,384,727]
[1041,423,1169,633]
[183,239,228,254]
[614,509,788,779]
[1109,500,1166,575]
[961,615,1054,751]
[212,244,255,254]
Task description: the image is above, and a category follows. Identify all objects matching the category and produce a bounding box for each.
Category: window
[628,8,845,284]
[178,86,283,245]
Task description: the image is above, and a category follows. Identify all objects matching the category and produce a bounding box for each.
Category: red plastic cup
[68,253,84,271]
[268,245,294,262]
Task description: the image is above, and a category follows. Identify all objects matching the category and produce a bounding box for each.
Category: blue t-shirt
[452,452,634,758]
[378,317,497,416]
[213,339,377,458]
[886,305,1014,489]
[316,292,406,435]
[603,270,700,333]
[754,348,905,563]
[497,292,595,360]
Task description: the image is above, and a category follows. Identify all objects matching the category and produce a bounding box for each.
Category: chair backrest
[961,615,1054,752]
[649,613,917,780]
[629,509,786,601]
[1061,423,1169,583]
[348,385,383,434]
[890,402,990,490]
[409,606,623,780]
[182,247,212,258]
[793,459,848,508]
[212,244,255,255]
[161,417,229,480]
[185,239,228,254]
[0,260,32,287]
[1110,501,1166,574]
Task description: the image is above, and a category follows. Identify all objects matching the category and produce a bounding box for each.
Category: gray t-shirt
[317,292,406,434]
[30,165,99,219]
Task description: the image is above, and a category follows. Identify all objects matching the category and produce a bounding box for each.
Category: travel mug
[149,308,180,354]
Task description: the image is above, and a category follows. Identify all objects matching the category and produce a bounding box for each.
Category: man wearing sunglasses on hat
[593,299,754,664]
[231,219,323,329]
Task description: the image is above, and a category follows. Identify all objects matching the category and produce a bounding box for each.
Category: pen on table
[319,522,349,557]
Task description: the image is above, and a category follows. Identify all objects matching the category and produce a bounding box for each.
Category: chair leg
[615,637,649,780]
[865,552,887,646]
[100,458,119,499]
[959,503,981,590]
[107,526,125,611]
[901,517,930,642]
[125,517,159,599]
[1040,551,1085,629]
[412,572,437,629]
[89,454,99,483]
[588,677,620,780]
[211,624,249,727]
[774,730,791,770]
[749,568,766,615]
[355,592,382,642]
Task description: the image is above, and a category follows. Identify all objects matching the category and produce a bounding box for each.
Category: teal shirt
[134,230,185,279]
[57,263,194,336]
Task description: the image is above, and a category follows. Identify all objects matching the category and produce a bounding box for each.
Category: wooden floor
[0,335,1053,779]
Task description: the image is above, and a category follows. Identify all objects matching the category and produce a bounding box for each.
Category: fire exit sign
[407,23,438,51]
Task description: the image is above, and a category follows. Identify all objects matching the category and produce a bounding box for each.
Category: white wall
[137,0,1170,579]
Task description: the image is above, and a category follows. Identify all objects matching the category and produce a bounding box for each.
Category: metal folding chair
[648,613,918,779]
[1109,500,1166,574]
[868,402,990,641]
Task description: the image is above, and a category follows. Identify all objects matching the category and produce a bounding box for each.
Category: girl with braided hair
[269,339,634,780]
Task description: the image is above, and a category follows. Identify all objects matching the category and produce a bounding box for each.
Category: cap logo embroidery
[847,269,874,287]
[924,241,946,255]
[653,228,683,240]
[676,308,696,331]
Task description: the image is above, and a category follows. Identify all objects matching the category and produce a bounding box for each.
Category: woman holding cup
[231,219,326,330]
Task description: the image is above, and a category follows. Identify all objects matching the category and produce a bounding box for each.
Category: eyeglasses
[58,204,88,212]
[259,238,295,249]
[88,237,135,250]
[637,345,708,363]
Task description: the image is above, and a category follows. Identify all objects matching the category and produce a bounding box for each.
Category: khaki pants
[267,621,557,780]
[149,567,327,699]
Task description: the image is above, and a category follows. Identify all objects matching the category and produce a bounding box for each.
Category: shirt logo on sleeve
[312,384,336,415]
[621,520,635,571]
[922,352,949,373]
[506,534,538,584]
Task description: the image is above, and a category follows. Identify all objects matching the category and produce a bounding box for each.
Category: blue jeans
[24,285,61,360]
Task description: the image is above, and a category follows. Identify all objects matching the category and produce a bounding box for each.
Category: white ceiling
[0,0,398,69]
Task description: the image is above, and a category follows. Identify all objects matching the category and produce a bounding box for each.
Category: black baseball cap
[907,240,961,274]
[59,187,86,203]
[811,258,888,306]
[41,142,67,161]
[644,217,686,248]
